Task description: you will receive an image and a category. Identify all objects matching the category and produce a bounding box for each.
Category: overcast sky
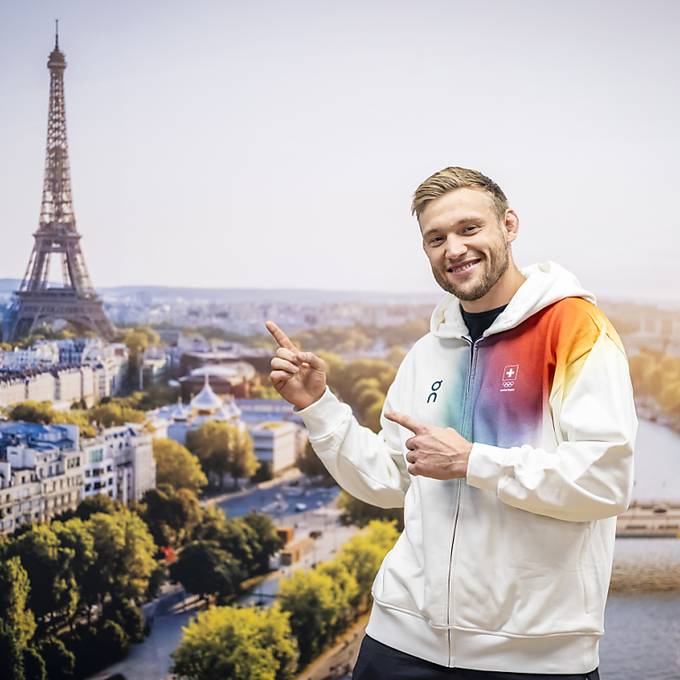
[1,1,678,302]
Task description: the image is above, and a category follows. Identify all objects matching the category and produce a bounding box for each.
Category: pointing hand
[384,411,472,480]
[265,320,328,410]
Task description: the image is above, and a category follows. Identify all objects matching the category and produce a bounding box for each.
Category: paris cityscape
[1,4,680,680]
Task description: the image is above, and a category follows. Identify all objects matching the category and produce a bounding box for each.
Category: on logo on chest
[427,379,444,403]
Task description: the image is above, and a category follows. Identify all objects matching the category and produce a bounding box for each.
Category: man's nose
[445,235,467,259]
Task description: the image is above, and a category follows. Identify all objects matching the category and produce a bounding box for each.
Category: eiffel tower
[3,25,115,343]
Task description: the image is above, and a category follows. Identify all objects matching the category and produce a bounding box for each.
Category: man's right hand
[265,320,328,410]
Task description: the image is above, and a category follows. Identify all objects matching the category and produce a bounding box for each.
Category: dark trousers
[352,635,601,680]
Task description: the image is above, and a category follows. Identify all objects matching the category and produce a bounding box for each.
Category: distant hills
[0,279,440,305]
[2,278,676,309]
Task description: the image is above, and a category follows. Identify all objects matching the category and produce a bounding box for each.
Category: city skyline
[1,1,678,303]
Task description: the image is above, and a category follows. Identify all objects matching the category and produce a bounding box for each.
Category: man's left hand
[384,411,472,480]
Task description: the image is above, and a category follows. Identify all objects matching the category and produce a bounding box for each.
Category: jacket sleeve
[466,327,637,522]
[293,360,411,509]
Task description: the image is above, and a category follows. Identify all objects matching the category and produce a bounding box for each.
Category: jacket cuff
[466,442,508,492]
[293,386,350,440]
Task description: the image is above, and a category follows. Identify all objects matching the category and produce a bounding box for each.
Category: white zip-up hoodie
[294,261,637,673]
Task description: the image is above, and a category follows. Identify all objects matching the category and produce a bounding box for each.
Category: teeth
[450,260,478,273]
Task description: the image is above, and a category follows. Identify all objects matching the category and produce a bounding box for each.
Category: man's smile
[447,258,482,276]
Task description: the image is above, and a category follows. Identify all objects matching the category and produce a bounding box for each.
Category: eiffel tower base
[2,290,115,343]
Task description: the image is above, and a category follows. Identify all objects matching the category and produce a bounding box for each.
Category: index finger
[384,411,429,435]
[265,320,299,351]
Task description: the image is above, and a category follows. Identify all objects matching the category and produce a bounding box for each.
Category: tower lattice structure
[3,27,115,342]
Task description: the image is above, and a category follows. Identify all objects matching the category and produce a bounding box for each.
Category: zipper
[447,335,478,665]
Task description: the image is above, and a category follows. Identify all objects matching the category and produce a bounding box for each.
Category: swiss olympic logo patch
[500,364,519,392]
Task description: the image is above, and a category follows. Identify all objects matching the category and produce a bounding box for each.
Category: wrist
[294,387,327,412]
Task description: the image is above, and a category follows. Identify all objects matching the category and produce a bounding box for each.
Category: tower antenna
[55,19,59,49]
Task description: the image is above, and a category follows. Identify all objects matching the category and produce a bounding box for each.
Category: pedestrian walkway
[297,613,369,680]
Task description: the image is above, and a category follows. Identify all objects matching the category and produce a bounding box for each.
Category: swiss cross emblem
[500,364,519,392]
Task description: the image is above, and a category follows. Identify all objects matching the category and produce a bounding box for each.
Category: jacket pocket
[452,560,604,636]
[450,493,605,636]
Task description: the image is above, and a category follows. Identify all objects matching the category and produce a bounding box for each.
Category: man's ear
[503,209,520,245]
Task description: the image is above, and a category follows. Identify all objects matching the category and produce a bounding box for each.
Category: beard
[432,236,510,301]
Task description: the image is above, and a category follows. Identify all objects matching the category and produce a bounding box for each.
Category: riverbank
[610,538,680,592]
[635,399,680,436]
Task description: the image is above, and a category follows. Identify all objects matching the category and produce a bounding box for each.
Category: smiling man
[266,166,637,679]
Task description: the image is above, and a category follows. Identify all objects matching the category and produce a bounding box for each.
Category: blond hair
[411,166,508,221]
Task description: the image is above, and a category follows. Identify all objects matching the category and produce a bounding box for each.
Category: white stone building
[101,424,156,504]
[250,420,298,474]
[0,374,28,409]
[0,422,83,534]
[25,371,57,402]
[0,342,60,371]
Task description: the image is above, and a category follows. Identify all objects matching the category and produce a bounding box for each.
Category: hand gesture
[384,411,472,480]
[265,320,328,410]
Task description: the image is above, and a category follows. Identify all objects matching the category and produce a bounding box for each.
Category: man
[266,167,636,679]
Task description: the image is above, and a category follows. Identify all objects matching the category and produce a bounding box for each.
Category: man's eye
[463,225,479,233]
[430,237,444,244]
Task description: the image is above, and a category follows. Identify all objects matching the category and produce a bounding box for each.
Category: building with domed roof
[147,374,302,476]
[179,362,257,402]
[148,374,246,446]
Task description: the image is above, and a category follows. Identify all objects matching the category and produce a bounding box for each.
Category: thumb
[296,351,326,371]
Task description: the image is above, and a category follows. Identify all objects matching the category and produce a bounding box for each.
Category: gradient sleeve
[293,359,411,509]
[466,326,637,522]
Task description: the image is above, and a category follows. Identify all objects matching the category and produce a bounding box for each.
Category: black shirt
[460,303,507,343]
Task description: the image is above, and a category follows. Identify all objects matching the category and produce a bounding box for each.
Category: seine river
[597,418,680,680]
[89,418,680,680]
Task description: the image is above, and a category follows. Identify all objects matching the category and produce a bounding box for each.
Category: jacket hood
[430,261,597,339]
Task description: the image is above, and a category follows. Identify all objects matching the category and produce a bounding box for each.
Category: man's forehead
[419,187,496,231]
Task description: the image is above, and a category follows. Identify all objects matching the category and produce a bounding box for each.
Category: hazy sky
[1,1,678,302]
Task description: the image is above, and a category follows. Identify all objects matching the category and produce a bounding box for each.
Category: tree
[8,524,78,631]
[278,569,341,664]
[169,541,243,602]
[97,620,129,664]
[53,410,97,438]
[315,561,359,634]
[250,380,283,399]
[186,421,258,489]
[296,439,334,484]
[214,517,257,574]
[74,493,121,520]
[51,518,95,624]
[8,400,55,424]
[153,438,207,493]
[242,511,285,575]
[171,605,298,680]
[88,402,145,428]
[362,399,385,433]
[86,509,157,605]
[0,556,36,648]
[0,622,25,680]
[117,326,160,387]
[102,597,145,643]
[140,485,202,548]
[22,646,46,680]
[337,490,404,531]
[191,504,229,544]
[36,637,75,680]
[335,520,399,611]
[328,358,395,407]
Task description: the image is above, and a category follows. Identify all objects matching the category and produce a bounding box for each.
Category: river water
[89,418,680,679]
[582,417,680,680]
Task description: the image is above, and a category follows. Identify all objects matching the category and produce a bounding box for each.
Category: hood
[430,261,597,340]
